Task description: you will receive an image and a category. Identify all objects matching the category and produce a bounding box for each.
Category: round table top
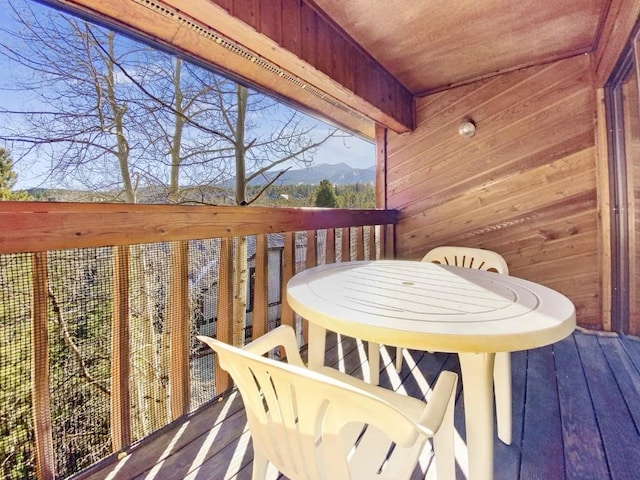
[286,260,576,353]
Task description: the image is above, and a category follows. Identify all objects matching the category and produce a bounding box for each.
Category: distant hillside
[24,163,375,202]
[246,162,374,186]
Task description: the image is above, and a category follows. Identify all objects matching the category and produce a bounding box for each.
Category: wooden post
[170,241,190,419]
[111,246,131,451]
[215,237,234,393]
[355,226,365,260]
[384,224,395,259]
[31,252,55,480]
[305,230,317,268]
[341,227,351,261]
[280,231,295,330]
[368,225,377,260]
[326,228,336,264]
[252,234,269,340]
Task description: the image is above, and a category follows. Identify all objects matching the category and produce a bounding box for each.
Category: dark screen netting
[0,230,355,478]
[1,253,35,480]
[47,248,114,477]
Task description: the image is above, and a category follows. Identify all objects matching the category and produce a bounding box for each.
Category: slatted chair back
[422,245,509,274]
[198,325,457,480]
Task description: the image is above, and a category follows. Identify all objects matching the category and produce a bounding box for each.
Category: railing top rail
[0,201,398,254]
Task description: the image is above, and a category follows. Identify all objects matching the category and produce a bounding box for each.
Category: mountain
[247,162,374,186]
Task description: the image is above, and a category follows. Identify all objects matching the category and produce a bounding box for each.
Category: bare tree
[0,0,336,465]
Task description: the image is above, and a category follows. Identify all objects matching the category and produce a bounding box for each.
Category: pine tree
[315,179,338,207]
[0,148,30,200]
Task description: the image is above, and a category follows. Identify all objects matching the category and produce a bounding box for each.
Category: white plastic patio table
[286,260,576,480]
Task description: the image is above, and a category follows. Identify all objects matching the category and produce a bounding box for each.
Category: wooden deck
[72,329,640,480]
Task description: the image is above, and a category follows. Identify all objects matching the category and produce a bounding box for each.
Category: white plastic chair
[198,325,458,479]
[388,246,512,444]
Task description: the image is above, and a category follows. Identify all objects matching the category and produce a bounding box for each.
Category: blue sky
[0,0,374,190]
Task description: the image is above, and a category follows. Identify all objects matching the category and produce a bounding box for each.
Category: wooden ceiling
[311,0,609,95]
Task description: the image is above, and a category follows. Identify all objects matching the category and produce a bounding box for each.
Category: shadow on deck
[71,329,640,479]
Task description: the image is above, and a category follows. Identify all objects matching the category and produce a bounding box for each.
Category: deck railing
[0,201,398,480]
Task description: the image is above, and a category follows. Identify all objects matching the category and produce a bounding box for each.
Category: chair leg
[494,352,512,445]
[251,449,270,480]
[432,377,456,480]
[395,346,403,372]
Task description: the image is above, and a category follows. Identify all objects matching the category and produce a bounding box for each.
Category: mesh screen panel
[0,227,379,478]
[0,253,35,480]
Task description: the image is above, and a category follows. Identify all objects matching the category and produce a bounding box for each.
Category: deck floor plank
[598,335,640,432]
[519,345,565,480]
[494,349,526,480]
[619,334,640,375]
[69,330,640,480]
[575,333,640,480]
[554,335,609,480]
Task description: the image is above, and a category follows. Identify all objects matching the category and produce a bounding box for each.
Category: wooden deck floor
[72,329,640,480]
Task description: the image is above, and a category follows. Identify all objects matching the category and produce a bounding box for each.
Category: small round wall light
[458,119,476,138]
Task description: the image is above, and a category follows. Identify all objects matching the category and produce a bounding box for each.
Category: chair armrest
[416,370,458,435]
[241,325,305,367]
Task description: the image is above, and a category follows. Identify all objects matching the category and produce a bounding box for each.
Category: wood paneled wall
[385,55,602,329]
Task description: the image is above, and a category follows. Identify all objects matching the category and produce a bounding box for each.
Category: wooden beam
[41,0,415,134]
[592,0,640,85]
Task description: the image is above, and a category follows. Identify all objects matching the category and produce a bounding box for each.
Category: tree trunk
[169,58,184,202]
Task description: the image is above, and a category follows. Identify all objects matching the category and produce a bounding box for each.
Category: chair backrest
[422,245,509,274]
[197,329,434,480]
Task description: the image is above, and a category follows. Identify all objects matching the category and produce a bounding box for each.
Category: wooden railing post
[341,227,351,261]
[280,232,295,330]
[384,224,395,258]
[355,226,365,260]
[368,225,377,260]
[305,230,317,268]
[170,241,190,419]
[252,234,269,340]
[326,228,336,264]
[31,252,55,480]
[111,246,131,451]
[215,237,234,393]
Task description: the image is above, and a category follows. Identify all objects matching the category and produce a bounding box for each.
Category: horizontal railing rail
[0,202,397,253]
[0,201,398,480]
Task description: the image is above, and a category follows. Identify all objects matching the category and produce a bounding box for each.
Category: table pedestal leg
[459,352,495,480]
[367,342,380,385]
[307,322,326,369]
